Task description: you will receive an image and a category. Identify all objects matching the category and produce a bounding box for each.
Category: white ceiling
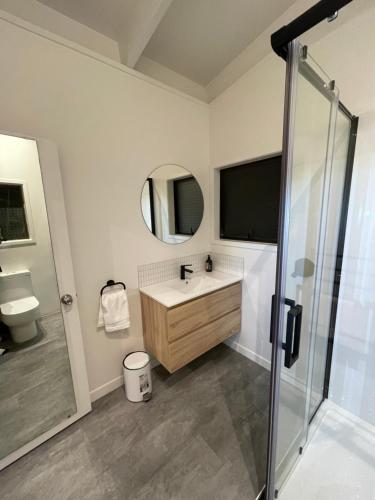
[143,0,296,85]
[38,0,296,86]
[38,0,139,40]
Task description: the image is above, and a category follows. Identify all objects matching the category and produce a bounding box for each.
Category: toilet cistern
[0,270,41,344]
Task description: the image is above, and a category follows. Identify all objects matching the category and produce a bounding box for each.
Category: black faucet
[180,264,193,280]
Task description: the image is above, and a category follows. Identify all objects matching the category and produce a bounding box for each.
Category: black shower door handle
[283,300,303,369]
[270,295,303,369]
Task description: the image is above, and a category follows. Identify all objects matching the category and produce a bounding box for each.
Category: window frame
[0,178,35,248]
[213,152,282,248]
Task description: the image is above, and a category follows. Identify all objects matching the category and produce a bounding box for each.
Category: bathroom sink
[140,271,242,308]
[169,275,222,294]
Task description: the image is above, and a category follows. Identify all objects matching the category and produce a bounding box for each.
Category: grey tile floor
[1,344,270,500]
[0,313,76,459]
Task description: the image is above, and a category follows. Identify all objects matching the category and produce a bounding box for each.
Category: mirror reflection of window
[140,165,204,245]
[0,182,30,243]
[173,176,204,236]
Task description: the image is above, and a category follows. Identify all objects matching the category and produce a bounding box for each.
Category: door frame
[0,130,91,470]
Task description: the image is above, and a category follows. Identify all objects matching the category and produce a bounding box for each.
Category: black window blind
[220,155,281,244]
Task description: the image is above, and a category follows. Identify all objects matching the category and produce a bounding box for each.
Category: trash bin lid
[123,351,150,370]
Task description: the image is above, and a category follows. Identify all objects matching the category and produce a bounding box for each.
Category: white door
[0,132,91,469]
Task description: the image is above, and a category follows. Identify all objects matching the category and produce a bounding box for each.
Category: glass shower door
[307,108,352,421]
[266,41,340,499]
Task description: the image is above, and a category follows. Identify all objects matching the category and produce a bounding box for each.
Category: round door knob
[61,294,73,305]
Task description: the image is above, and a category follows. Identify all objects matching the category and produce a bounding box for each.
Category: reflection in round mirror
[141,165,204,244]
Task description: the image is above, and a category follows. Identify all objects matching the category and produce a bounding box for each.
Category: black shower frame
[271,0,353,60]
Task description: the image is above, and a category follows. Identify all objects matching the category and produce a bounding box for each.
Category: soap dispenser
[206,255,213,272]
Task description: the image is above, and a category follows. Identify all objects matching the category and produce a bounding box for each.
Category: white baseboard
[90,342,270,403]
[90,375,124,402]
[226,339,271,371]
[226,340,309,393]
[90,340,303,403]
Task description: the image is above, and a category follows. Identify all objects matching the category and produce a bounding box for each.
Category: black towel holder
[100,280,126,295]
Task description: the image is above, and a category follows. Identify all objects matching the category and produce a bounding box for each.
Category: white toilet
[0,270,41,344]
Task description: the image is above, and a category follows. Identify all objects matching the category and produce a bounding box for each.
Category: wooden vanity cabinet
[140,282,241,372]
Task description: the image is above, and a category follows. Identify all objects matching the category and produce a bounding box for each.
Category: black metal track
[271,0,353,59]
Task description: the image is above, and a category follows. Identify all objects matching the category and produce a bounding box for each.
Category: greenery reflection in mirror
[141,165,204,244]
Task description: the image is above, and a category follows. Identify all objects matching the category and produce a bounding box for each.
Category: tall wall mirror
[141,164,204,244]
[0,133,90,467]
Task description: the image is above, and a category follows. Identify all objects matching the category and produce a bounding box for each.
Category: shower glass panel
[0,134,76,460]
[308,109,351,420]
[268,42,340,497]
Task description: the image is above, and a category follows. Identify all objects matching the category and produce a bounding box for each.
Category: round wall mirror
[141,164,204,244]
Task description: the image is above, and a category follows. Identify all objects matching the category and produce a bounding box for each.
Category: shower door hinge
[299,446,303,455]
[275,489,279,498]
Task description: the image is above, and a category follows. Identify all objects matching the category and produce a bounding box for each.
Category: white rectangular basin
[139,271,242,308]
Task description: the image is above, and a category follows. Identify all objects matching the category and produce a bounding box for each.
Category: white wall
[210,53,285,367]
[0,134,60,316]
[0,15,210,399]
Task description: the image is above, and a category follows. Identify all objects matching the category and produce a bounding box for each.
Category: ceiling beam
[120,0,174,68]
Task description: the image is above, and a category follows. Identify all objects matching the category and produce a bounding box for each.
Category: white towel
[98,286,130,333]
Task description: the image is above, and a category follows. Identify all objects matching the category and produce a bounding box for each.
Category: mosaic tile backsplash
[138,252,243,288]
[211,252,244,277]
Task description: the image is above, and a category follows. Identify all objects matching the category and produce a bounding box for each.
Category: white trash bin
[123,351,152,402]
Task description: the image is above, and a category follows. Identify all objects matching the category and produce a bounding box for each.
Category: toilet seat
[1,296,39,316]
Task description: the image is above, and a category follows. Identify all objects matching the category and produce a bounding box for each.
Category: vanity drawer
[168,308,241,372]
[167,282,241,342]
